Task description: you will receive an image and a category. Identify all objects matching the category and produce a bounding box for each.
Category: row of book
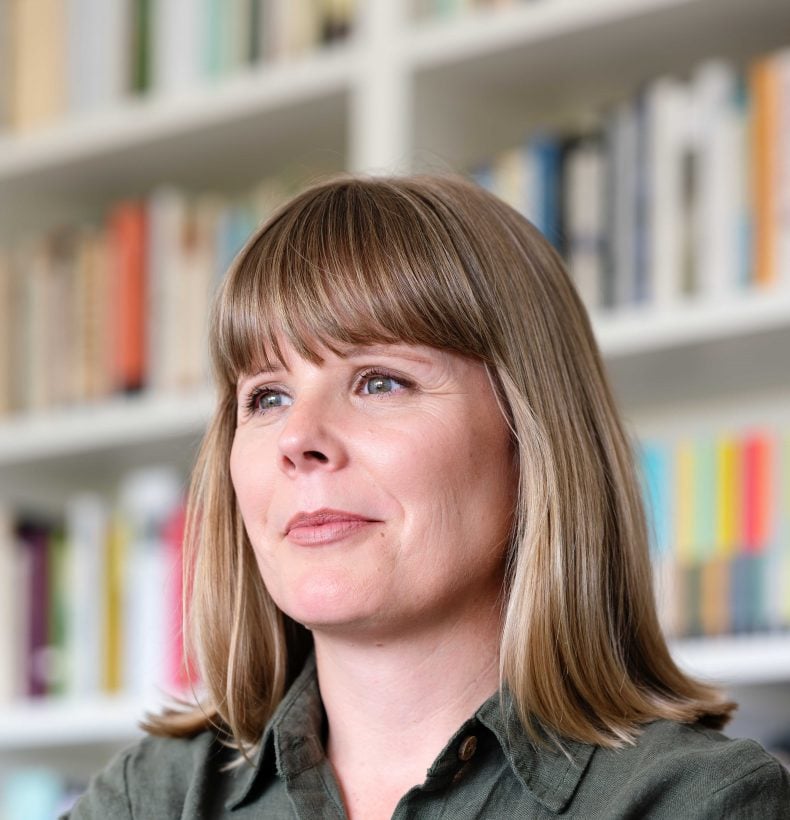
[0,174,301,417]
[0,428,788,706]
[413,0,540,21]
[0,0,357,135]
[638,430,790,639]
[472,48,790,312]
[0,467,190,704]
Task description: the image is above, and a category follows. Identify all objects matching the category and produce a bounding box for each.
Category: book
[119,467,183,698]
[644,75,690,307]
[9,0,66,131]
[65,494,108,697]
[750,54,780,287]
[0,505,15,702]
[108,201,148,394]
[639,427,790,638]
[562,136,606,312]
[66,0,132,114]
[692,60,742,301]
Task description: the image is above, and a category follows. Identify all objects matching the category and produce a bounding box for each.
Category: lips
[284,508,378,546]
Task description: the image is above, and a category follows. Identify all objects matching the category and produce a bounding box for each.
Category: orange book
[108,202,148,392]
[749,54,779,286]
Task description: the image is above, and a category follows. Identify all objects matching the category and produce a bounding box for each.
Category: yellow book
[676,440,695,567]
[103,513,127,693]
[715,436,740,558]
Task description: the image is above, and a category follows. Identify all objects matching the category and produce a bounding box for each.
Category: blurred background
[1,0,790,816]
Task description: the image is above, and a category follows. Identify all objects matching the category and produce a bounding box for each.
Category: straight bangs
[209,177,495,391]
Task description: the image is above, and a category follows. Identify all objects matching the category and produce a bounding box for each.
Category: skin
[230,338,517,819]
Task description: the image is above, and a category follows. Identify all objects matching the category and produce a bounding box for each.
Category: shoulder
[581,719,790,818]
[61,730,240,820]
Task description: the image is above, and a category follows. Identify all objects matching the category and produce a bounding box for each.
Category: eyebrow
[236,344,436,389]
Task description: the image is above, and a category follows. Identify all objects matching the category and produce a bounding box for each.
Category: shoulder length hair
[147,172,734,751]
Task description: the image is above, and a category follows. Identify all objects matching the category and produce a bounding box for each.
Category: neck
[313,598,503,803]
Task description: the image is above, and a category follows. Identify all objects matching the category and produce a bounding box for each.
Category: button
[458,735,477,761]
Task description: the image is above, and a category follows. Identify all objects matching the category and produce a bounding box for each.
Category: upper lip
[285,508,375,534]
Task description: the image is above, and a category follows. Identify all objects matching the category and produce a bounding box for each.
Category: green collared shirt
[65,654,790,818]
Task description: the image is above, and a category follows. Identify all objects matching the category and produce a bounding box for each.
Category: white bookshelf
[0,696,146,750]
[2,0,790,776]
[0,634,786,754]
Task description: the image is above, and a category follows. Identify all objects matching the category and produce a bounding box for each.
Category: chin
[273,569,379,631]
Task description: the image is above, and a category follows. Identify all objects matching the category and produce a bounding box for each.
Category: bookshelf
[2,0,790,802]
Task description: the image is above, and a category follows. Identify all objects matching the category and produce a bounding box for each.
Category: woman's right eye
[245,388,293,415]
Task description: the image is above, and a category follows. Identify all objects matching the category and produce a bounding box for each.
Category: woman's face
[230,338,517,639]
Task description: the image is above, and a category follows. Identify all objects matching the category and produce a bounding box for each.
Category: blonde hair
[146,173,734,751]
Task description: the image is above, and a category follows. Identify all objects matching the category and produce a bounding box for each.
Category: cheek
[229,432,274,539]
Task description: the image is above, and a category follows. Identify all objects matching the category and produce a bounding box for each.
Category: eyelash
[242,368,413,417]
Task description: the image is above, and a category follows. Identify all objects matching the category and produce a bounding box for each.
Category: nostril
[305,450,329,463]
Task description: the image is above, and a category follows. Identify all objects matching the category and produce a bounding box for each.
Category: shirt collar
[475,689,595,813]
[226,652,322,811]
[227,653,595,814]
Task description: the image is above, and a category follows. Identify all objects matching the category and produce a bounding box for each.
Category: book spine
[65,493,108,697]
[0,505,15,702]
[108,201,148,393]
[750,55,779,287]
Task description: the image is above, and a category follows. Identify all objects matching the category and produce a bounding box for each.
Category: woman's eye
[246,389,292,415]
[360,374,405,395]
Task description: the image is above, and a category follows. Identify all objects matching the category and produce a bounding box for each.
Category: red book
[742,433,771,554]
[163,500,195,693]
[108,201,147,392]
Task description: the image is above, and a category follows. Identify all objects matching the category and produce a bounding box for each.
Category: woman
[66,173,789,818]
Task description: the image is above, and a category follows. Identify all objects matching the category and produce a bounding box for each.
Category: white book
[611,100,638,308]
[182,195,221,389]
[0,250,10,415]
[259,0,289,62]
[691,59,741,302]
[65,493,108,697]
[564,139,605,312]
[147,187,188,393]
[151,0,202,95]
[645,75,689,308]
[0,505,15,702]
[493,145,530,218]
[26,239,50,412]
[119,467,183,699]
[66,0,131,114]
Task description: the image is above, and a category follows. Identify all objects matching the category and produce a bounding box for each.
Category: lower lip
[286,519,376,546]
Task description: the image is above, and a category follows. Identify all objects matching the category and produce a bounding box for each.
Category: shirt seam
[710,759,779,797]
[121,749,135,820]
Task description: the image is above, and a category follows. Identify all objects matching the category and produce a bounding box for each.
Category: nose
[277,390,349,475]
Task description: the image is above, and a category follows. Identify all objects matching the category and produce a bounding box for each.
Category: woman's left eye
[359,372,407,395]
